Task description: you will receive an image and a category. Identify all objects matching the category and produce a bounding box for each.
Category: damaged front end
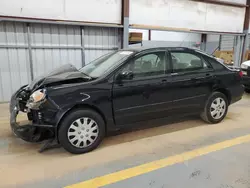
[10,85,55,143]
[9,64,93,151]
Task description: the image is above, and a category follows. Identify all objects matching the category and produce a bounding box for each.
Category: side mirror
[116,71,134,82]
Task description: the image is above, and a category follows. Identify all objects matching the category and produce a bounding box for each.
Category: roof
[121,47,213,57]
[123,46,195,52]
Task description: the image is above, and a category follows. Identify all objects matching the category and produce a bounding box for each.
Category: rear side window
[171,52,210,72]
[204,56,226,71]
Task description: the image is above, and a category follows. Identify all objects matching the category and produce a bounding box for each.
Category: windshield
[79,50,134,78]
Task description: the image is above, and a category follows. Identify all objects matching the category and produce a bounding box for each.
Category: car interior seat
[141,61,152,73]
[156,58,164,72]
[190,59,203,68]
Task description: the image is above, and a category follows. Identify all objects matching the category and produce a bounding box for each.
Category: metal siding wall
[220,35,235,50]
[0,22,121,102]
[30,24,82,77]
[84,27,119,64]
[0,22,30,101]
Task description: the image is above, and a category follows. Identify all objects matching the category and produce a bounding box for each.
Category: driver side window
[120,52,166,80]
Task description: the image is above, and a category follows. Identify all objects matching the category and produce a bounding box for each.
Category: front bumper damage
[9,86,58,152]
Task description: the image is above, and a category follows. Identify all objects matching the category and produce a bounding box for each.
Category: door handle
[205,73,212,77]
[161,79,167,83]
[192,74,213,81]
[203,73,214,79]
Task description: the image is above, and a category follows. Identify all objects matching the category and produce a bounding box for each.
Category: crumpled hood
[28,64,85,90]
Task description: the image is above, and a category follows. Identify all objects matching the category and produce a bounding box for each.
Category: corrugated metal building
[0,21,121,101]
[219,35,235,51]
[0,0,247,102]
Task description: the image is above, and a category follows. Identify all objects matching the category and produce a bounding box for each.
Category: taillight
[239,71,243,78]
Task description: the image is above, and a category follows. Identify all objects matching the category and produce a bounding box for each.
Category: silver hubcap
[210,97,226,120]
[67,117,99,148]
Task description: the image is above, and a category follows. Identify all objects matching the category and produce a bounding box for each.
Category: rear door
[169,50,215,113]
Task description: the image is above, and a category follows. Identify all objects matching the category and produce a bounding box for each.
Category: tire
[58,109,105,154]
[200,92,228,124]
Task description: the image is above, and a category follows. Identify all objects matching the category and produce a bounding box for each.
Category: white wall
[151,31,200,42]
[0,0,122,24]
[129,29,201,42]
[0,0,246,33]
[130,0,245,33]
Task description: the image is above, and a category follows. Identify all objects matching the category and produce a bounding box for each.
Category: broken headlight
[26,89,47,109]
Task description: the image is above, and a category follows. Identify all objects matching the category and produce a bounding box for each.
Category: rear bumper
[228,84,244,105]
[242,75,250,89]
[230,94,243,104]
[10,87,55,142]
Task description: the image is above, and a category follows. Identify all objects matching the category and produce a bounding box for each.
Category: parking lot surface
[1,95,250,188]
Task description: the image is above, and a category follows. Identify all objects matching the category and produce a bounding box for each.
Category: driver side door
[112,50,172,125]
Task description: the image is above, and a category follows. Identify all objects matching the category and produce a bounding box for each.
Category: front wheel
[201,92,228,124]
[58,109,105,154]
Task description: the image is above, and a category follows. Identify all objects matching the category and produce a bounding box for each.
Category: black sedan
[9,47,244,154]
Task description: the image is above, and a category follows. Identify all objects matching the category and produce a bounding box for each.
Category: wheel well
[214,88,231,104]
[57,104,107,132]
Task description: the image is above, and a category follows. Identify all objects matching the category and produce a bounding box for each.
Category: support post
[148,30,151,41]
[26,23,34,81]
[122,0,129,48]
[218,35,222,50]
[234,36,244,67]
[242,30,249,63]
[241,0,250,64]
[201,33,207,51]
[80,27,85,66]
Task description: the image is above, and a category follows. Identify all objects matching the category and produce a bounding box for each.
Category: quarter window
[171,52,209,72]
[120,52,167,80]
[204,56,226,71]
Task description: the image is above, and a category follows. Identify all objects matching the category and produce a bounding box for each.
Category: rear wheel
[58,109,105,154]
[201,92,228,124]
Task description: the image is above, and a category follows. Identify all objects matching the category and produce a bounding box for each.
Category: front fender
[53,103,86,141]
[53,101,117,140]
[47,84,116,138]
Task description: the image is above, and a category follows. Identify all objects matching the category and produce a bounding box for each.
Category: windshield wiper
[80,72,94,80]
